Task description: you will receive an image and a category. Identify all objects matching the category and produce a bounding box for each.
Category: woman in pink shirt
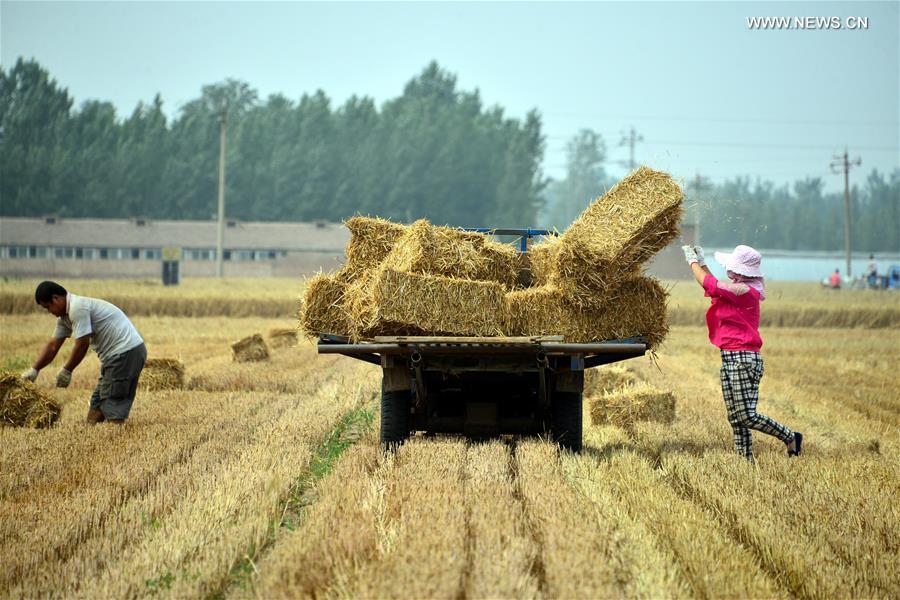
[682,244,803,460]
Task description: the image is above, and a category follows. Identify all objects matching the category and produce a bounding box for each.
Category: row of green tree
[1,59,544,226]
[2,58,897,251]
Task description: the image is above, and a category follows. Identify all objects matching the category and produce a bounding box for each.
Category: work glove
[692,245,706,267]
[681,245,699,265]
[56,368,72,388]
[21,367,39,382]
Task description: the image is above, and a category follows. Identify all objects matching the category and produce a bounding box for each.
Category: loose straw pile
[299,166,682,346]
[0,373,61,428]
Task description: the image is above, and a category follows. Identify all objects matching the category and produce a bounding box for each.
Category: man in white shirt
[22,281,147,424]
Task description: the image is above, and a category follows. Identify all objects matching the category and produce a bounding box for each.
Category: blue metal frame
[461,227,556,252]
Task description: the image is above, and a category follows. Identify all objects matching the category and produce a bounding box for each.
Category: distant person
[867,255,878,288]
[829,269,841,289]
[21,281,147,424]
[682,244,803,460]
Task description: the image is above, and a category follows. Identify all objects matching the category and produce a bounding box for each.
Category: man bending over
[22,281,147,424]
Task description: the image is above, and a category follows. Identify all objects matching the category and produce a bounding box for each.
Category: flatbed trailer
[317,333,648,451]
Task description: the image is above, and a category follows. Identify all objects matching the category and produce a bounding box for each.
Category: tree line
[1,58,897,251]
[0,59,544,227]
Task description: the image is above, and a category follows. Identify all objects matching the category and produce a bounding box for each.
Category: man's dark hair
[35,281,67,304]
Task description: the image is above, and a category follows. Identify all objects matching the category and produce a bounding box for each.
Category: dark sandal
[788,432,803,457]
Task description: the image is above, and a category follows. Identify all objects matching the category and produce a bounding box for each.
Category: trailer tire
[381,388,411,449]
[551,391,583,452]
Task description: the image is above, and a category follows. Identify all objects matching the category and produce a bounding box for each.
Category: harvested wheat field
[2,277,899,598]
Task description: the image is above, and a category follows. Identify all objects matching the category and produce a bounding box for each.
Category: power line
[543,112,897,127]
[543,135,897,152]
[618,126,644,171]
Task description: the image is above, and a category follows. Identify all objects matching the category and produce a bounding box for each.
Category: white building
[0,217,349,278]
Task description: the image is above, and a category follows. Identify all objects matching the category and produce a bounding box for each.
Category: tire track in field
[1,392,280,595]
[508,440,548,597]
[659,457,886,599]
[2,356,357,596]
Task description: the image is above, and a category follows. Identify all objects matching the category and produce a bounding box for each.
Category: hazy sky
[3,1,898,192]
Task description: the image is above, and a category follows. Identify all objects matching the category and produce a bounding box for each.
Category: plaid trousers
[720,350,793,459]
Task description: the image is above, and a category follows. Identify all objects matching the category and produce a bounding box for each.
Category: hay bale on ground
[504,277,669,348]
[584,365,638,397]
[341,216,408,278]
[348,268,507,340]
[299,273,351,338]
[231,333,270,362]
[589,382,676,428]
[0,373,61,428]
[139,358,185,391]
[381,219,520,288]
[268,328,299,348]
[553,167,683,307]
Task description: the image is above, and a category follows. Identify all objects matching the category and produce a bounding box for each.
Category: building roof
[0,217,350,251]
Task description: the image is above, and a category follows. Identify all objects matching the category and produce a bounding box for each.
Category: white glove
[21,367,39,382]
[56,368,72,388]
[693,245,706,267]
[681,245,699,265]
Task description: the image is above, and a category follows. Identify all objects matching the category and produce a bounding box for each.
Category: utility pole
[689,173,711,245]
[830,148,861,278]
[216,108,227,278]
[618,126,644,171]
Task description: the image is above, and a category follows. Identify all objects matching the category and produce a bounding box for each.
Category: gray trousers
[90,343,147,420]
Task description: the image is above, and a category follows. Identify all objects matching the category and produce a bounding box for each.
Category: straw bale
[231,333,270,363]
[299,273,352,338]
[268,327,299,348]
[342,216,407,277]
[504,277,669,348]
[589,382,676,428]
[553,167,683,307]
[381,220,519,288]
[139,358,185,391]
[584,365,638,397]
[526,234,562,287]
[349,268,507,340]
[0,372,61,428]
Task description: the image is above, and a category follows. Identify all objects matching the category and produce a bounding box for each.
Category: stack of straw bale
[268,328,299,348]
[551,166,682,308]
[299,166,681,346]
[589,382,676,429]
[231,334,270,362]
[139,358,185,391]
[0,373,61,428]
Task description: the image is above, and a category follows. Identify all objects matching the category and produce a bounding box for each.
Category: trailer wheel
[551,391,583,452]
[381,388,411,449]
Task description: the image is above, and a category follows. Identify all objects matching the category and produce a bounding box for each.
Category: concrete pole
[216,109,227,278]
[830,148,861,281]
[843,151,851,278]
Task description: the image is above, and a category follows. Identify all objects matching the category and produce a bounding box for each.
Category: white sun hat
[714,245,764,278]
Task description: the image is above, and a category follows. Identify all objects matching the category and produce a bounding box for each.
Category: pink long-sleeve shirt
[702,274,763,351]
